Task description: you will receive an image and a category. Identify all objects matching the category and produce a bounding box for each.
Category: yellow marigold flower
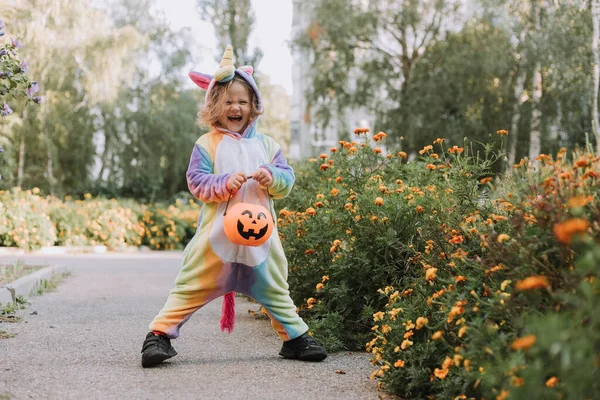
[434,368,449,379]
[401,339,413,349]
[553,218,590,244]
[330,188,340,196]
[426,163,436,170]
[397,151,407,158]
[375,197,384,206]
[415,317,428,330]
[425,267,438,281]
[496,129,508,136]
[545,376,558,388]
[511,334,536,350]
[458,325,468,338]
[394,359,405,368]
[316,283,325,291]
[307,297,317,309]
[305,207,317,216]
[432,330,444,340]
[515,276,550,291]
[479,177,493,184]
[381,325,392,334]
[497,234,510,243]
[463,359,471,371]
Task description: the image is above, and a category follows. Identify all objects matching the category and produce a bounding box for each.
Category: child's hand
[252,168,273,187]
[227,172,247,192]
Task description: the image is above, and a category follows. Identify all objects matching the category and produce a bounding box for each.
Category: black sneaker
[279,332,327,361]
[141,332,177,368]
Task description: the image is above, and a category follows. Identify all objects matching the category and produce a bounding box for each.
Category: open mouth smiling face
[218,81,252,133]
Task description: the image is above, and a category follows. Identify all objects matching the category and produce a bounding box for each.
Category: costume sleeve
[186,143,231,203]
[261,148,295,200]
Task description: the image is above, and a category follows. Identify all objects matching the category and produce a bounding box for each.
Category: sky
[153,0,294,94]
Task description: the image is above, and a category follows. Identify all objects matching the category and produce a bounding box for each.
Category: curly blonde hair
[198,76,262,129]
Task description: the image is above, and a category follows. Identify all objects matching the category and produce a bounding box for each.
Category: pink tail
[220,291,236,333]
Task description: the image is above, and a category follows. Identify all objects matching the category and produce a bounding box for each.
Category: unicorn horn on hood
[214,45,236,83]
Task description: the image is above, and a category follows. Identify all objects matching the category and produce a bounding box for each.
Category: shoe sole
[279,349,327,362]
[141,349,177,368]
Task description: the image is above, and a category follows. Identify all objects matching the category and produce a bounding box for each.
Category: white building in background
[289,0,374,160]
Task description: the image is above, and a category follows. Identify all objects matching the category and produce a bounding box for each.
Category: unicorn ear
[189,71,213,89]
[238,66,254,76]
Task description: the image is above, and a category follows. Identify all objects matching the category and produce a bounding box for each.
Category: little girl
[141,46,327,367]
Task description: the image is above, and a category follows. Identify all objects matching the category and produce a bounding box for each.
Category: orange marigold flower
[583,170,598,179]
[426,164,437,170]
[316,283,325,291]
[497,234,510,243]
[567,195,593,208]
[496,129,509,136]
[304,249,316,255]
[415,206,425,213]
[448,146,464,154]
[375,197,384,206]
[511,334,536,350]
[397,151,407,158]
[430,153,439,159]
[425,267,438,281]
[434,368,449,379]
[330,147,338,153]
[574,158,588,168]
[305,207,317,216]
[458,325,468,338]
[335,176,343,183]
[319,153,328,159]
[433,138,446,144]
[320,163,330,171]
[479,177,493,184]
[354,127,369,135]
[545,376,558,388]
[432,330,444,341]
[314,201,324,208]
[373,147,382,154]
[373,131,387,142]
[348,146,358,154]
[307,297,317,309]
[449,235,464,245]
[394,359,405,368]
[330,188,340,196]
[321,275,329,282]
[515,276,550,291]
[415,317,428,330]
[455,275,467,283]
[419,145,433,155]
[553,218,590,244]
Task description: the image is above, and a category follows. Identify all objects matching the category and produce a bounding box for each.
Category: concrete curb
[0,264,69,306]
[0,245,150,255]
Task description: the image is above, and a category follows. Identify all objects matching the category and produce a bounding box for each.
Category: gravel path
[0,252,378,400]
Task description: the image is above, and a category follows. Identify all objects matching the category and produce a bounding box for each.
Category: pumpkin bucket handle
[223,177,270,216]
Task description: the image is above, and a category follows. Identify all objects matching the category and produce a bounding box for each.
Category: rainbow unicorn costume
[149,46,309,342]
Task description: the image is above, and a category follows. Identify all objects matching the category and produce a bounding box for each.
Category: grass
[0,261,44,286]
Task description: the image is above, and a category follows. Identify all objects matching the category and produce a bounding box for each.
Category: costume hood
[188,45,262,138]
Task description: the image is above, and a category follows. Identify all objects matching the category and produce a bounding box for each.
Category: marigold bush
[279,132,599,399]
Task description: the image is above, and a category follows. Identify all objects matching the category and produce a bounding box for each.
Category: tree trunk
[46,143,55,196]
[508,65,527,169]
[16,107,28,188]
[592,0,600,154]
[529,61,543,162]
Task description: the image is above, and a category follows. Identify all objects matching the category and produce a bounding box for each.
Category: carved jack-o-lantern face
[224,203,274,246]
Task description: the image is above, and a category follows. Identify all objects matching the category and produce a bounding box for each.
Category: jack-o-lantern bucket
[223,202,274,246]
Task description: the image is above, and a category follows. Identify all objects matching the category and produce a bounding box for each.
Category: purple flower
[20,59,28,73]
[0,49,7,56]
[2,101,13,116]
[0,145,3,153]
[11,38,22,48]
[27,81,39,96]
